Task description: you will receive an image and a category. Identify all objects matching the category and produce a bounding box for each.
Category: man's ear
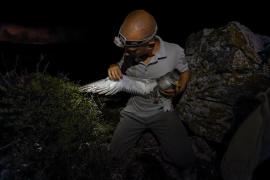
[146,42,156,57]
[147,42,155,48]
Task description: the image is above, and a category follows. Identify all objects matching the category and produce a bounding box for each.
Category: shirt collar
[156,36,167,60]
[144,36,167,65]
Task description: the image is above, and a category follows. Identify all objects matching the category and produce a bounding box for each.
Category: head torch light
[114,25,158,48]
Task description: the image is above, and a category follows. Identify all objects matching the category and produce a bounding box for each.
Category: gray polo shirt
[118,36,189,117]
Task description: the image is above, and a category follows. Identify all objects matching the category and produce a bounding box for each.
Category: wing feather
[80,75,157,95]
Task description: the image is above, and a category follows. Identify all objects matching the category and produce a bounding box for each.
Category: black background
[0,0,269,83]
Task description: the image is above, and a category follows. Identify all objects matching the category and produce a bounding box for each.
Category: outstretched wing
[80,75,157,95]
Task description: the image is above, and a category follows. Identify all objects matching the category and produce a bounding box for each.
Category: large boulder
[177,21,270,143]
[176,21,270,178]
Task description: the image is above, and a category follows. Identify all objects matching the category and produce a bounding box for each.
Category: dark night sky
[0,0,269,82]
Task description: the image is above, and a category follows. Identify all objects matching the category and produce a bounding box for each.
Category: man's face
[124,41,155,62]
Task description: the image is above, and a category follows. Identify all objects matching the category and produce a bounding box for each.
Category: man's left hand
[160,70,190,97]
[160,88,177,97]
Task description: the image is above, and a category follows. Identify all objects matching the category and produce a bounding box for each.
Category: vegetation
[0,72,112,180]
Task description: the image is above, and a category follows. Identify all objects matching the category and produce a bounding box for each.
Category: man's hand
[108,64,123,80]
[160,88,177,97]
[175,70,190,93]
[160,70,190,97]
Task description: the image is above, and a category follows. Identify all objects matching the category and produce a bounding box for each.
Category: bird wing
[80,75,157,95]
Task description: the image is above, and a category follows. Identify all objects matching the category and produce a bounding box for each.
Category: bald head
[120,10,157,41]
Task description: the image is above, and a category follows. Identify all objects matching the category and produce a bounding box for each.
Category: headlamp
[114,25,157,48]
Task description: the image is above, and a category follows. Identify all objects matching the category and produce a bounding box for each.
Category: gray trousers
[110,110,195,169]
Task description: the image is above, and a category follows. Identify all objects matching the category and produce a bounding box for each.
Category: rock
[221,88,270,180]
[176,21,270,179]
[177,21,270,143]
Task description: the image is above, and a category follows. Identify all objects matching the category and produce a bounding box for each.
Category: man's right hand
[108,64,123,80]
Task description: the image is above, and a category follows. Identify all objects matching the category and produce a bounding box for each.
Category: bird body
[80,69,180,111]
[80,75,158,96]
[80,69,180,95]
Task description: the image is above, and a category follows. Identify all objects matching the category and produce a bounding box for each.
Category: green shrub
[0,72,111,180]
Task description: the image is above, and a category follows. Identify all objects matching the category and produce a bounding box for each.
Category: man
[109,9,195,179]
